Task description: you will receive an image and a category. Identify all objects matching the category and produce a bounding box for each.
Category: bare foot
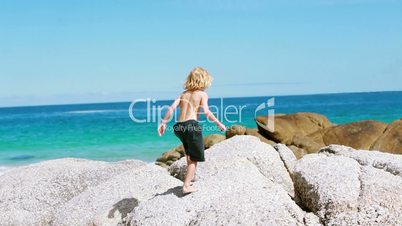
[182,185,198,194]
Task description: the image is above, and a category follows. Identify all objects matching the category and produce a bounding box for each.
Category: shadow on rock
[108,198,139,219]
[153,186,186,198]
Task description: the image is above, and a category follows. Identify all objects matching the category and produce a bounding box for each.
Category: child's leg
[185,155,196,182]
[183,159,198,193]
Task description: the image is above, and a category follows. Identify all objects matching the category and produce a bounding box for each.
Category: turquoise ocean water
[0,91,401,173]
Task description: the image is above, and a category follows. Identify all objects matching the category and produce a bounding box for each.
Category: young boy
[158,67,226,194]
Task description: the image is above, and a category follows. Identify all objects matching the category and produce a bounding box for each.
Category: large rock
[155,145,185,168]
[169,136,295,198]
[53,164,182,226]
[256,112,332,143]
[293,154,361,223]
[371,119,402,154]
[293,145,402,225]
[203,133,226,149]
[313,120,387,150]
[289,134,322,153]
[319,144,402,177]
[288,145,308,160]
[257,113,401,157]
[225,124,247,138]
[129,136,320,225]
[0,158,145,226]
[245,128,276,145]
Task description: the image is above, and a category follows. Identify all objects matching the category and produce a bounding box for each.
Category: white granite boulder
[169,136,295,198]
[293,145,402,225]
[129,136,320,226]
[0,158,145,225]
[52,163,182,226]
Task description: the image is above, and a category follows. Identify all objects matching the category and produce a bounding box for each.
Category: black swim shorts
[173,120,205,162]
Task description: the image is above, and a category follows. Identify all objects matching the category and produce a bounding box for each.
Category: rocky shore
[1,134,401,225]
[256,112,402,157]
[156,112,401,167]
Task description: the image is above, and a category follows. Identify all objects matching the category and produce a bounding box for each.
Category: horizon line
[0,90,400,109]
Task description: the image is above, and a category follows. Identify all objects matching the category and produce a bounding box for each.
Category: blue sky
[0,0,401,107]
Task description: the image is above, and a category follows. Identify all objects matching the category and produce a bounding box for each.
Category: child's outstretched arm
[158,95,181,136]
[201,92,226,132]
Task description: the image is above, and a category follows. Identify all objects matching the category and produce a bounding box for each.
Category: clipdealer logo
[128,97,275,131]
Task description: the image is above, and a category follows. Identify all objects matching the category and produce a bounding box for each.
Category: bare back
[178,90,204,122]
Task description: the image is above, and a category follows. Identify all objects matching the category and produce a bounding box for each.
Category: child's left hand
[158,123,166,136]
[218,122,227,132]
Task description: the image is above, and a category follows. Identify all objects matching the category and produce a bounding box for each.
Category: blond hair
[183,67,212,91]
